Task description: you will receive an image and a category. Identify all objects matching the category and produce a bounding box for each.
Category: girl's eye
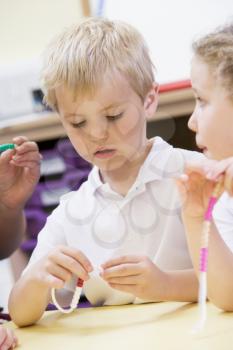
[195,97,206,107]
[107,113,123,121]
[71,121,86,128]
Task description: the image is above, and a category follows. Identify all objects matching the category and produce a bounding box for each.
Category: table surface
[5,301,233,350]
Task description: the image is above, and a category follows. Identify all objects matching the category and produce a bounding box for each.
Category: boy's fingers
[49,246,93,280]
[45,275,65,289]
[101,255,141,269]
[62,246,93,272]
[106,275,139,284]
[47,264,72,284]
[101,263,140,279]
[51,253,90,281]
[108,283,134,293]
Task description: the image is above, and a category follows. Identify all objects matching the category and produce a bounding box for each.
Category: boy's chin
[96,157,130,172]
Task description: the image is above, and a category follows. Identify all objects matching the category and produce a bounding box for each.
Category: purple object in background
[22,138,92,255]
[24,208,47,238]
[56,138,92,170]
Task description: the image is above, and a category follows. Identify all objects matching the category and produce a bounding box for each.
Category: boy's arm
[101,256,199,302]
[8,268,51,327]
[163,269,198,302]
[9,246,93,327]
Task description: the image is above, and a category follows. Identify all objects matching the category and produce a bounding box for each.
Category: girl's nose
[187,111,198,133]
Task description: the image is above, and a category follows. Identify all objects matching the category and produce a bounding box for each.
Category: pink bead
[204,197,217,221]
[200,247,208,272]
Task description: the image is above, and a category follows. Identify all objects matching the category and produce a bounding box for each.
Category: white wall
[0,0,84,65]
[103,0,233,83]
[0,0,85,118]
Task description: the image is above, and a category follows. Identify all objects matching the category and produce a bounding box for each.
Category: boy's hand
[27,246,93,289]
[0,136,41,209]
[100,255,168,301]
[0,326,18,349]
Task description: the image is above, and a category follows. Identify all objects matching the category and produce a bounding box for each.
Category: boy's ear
[144,83,159,119]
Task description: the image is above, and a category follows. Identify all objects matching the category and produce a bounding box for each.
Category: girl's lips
[94,149,116,159]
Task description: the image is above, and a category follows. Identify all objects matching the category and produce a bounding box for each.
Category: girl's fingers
[224,173,233,196]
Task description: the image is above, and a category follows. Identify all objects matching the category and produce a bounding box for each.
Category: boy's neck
[100,140,152,196]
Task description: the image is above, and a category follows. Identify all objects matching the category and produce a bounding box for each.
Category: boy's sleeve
[23,198,69,273]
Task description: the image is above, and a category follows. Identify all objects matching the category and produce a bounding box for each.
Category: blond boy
[9,18,202,327]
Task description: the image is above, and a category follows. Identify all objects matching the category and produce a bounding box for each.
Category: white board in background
[98,0,233,84]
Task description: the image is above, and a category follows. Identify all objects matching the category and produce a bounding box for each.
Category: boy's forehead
[55,74,139,114]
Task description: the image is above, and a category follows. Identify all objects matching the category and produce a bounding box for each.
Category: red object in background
[159,79,191,93]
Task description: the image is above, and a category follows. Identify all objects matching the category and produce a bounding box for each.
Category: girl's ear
[144,83,159,119]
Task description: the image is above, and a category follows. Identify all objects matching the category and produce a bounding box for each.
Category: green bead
[0,143,15,153]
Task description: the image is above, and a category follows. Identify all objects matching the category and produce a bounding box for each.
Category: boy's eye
[107,113,123,121]
[71,121,86,128]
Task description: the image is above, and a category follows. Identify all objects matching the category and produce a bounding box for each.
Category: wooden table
[5,301,233,350]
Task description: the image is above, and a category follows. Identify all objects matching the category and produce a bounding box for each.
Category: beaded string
[193,181,222,332]
[51,278,84,314]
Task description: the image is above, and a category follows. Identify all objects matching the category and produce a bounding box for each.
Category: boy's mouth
[94,148,116,159]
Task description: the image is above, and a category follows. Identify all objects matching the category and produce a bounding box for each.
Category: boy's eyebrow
[64,102,124,118]
[101,102,124,112]
[64,113,85,119]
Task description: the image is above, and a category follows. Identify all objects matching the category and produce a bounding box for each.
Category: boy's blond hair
[192,23,233,98]
[41,17,155,110]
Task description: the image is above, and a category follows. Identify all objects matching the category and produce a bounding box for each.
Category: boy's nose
[88,122,108,141]
[187,111,198,133]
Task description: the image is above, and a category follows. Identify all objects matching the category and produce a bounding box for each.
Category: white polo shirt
[213,192,233,253]
[26,137,202,306]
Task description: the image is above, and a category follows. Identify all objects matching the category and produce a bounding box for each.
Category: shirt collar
[87,137,174,196]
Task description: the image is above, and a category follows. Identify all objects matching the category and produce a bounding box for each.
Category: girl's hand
[0,326,18,349]
[176,158,224,218]
[100,255,168,301]
[0,136,41,209]
[27,246,93,290]
[204,157,233,196]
